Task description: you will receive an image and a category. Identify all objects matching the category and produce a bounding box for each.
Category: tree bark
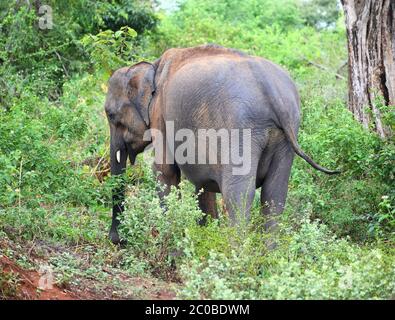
[341,0,395,138]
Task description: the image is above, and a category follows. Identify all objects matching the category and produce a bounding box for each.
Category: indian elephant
[104,44,339,245]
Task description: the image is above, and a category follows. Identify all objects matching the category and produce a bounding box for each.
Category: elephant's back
[161,52,300,149]
[163,55,272,129]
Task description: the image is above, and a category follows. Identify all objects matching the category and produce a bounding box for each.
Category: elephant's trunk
[109,128,136,244]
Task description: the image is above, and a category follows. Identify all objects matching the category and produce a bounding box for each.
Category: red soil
[1,255,176,300]
[0,255,78,300]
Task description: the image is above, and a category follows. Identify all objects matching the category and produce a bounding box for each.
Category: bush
[98,0,158,34]
[81,26,138,77]
[179,214,395,300]
[0,1,158,104]
[0,71,116,245]
[120,173,203,278]
[287,88,395,241]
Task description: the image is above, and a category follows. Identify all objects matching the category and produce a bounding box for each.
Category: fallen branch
[336,60,348,74]
[303,58,346,80]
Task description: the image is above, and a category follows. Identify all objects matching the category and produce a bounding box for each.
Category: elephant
[104,44,339,245]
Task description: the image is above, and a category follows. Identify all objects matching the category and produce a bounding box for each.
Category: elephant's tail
[283,126,341,175]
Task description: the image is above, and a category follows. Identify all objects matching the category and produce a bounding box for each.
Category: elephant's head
[104,62,156,244]
[105,62,156,173]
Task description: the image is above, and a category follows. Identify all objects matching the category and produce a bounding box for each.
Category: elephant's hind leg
[260,141,294,234]
[221,174,257,224]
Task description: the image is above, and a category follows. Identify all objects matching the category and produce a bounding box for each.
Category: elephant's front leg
[197,189,218,225]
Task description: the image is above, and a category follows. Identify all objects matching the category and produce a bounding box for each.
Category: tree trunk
[341,0,395,138]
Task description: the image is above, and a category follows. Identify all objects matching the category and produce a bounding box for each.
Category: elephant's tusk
[116,150,121,163]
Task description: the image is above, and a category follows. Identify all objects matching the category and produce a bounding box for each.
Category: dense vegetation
[0,0,394,299]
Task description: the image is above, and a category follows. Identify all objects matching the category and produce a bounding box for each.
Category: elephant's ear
[129,63,156,126]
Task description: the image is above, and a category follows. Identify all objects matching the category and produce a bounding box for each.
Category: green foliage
[0,77,102,208]
[0,268,21,299]
[177,0,304,29]
[0,1,158,105]
[179,214,395,299]
[286,82,395,241]
[151,0,346,78]
[81,26,138,76]
[298,0,341,29]
[369,196,395,240]
[120,176,203,277]
[98,0,158,34]
[0,3,87,101]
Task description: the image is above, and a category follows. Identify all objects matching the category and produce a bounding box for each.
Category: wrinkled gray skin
[104,45,339,245]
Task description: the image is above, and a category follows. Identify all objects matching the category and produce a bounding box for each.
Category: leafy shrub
[0,72,116,244]
[98,0,158,34]
[368,196,395,240]
[0,1,158,104]
[120,175,203,277]
[0,3,86,101]
[299,0,341,29]
[286,89,395,241]
[179,214,395,299]
[81,26,138,77]
[0,268,21,299]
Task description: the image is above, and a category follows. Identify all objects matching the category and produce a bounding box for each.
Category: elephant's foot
[109,229,127,246]
[264,218,279,251]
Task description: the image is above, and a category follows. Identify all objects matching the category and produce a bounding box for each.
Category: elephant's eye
[107,111,116,121]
